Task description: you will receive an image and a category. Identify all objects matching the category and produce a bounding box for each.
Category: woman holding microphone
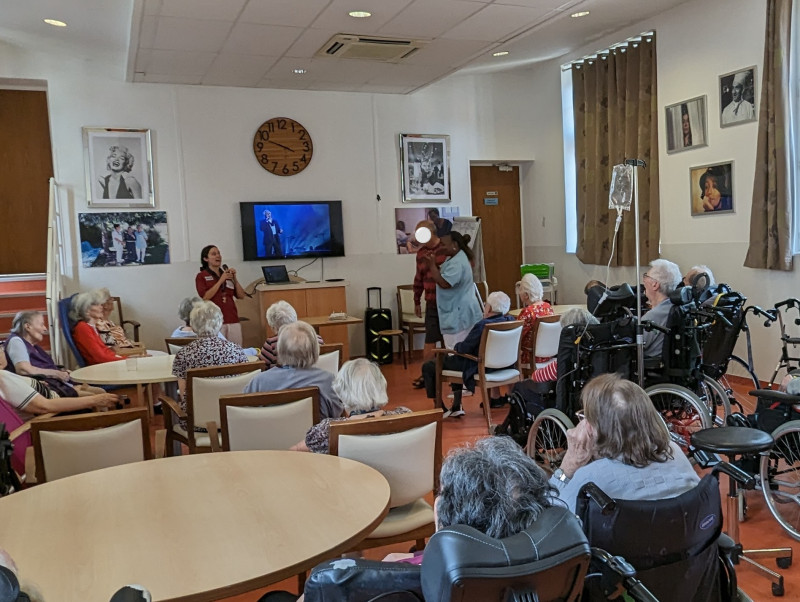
[195,245,246,345]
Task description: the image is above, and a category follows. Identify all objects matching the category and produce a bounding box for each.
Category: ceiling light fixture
[493,51,509,57]
[348,11,371,18]
[570,11,590,18]
[43,18,67,27]
[293,69,307,75]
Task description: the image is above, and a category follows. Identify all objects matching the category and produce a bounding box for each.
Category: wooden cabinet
[256,282,352,358]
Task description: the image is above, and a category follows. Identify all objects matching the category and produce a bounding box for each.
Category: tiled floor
[141,357,800,601]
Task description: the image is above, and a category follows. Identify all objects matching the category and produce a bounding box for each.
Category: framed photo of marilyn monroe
[83,127,155,207]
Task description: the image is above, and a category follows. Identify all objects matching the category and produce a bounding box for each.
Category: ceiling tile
[159,0,247,20]
[378,0,484,39]
[203,53,276,87]
[142,73,203,84]
[152,16,233,52]
[138,15,158,48]
[222,22,303,55]
[493,0,575,7]
[139,49,217,75]
[256,77,311,91]
[143,0,163,17]
[403,38,493,67]
[442,4,550,41]
[239,0,331,27]
[312,0,414,34]
[285,28,340,58]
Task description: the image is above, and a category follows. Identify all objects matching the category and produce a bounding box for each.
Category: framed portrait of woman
[690,161,734,216]
[665,96,707,154]
[83,127,155,208]
[399,133,451,203]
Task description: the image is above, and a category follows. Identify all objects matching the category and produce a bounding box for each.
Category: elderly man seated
[258,301,323,369]
[421,291,514,418]
[641,258,682,358]
[245,321,343,419]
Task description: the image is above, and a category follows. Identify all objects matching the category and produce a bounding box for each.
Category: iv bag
[609,164,633,211]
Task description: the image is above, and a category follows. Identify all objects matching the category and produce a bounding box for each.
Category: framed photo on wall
[719,66,757,128]
[83,127,155,207]
[690,161,734,216]
[78,211,170,267]
[665,96,708,154]
[400,133,450,202]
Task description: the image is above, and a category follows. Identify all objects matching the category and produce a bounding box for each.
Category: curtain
[572,34,659,266]
[744,0,794,271]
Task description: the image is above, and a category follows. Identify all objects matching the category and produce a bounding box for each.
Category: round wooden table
[0,451,390,602]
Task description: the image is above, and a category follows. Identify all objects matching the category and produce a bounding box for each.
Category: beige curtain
[572,35,660,266]
[744,0,794,271]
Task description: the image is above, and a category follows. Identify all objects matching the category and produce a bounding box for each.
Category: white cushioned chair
[30,408,153,483]
[397,285,427,362]
[329,409,443,552]
[315,343,343,376]
[160,362,264,454]
[435,320,523,434]
[520,314,562,377]
[218,387,321,451]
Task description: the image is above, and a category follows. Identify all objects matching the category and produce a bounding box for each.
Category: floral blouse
[305,407,412,454]
[518,301,554,365]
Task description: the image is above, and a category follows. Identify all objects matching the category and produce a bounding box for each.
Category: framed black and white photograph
[78,211,170,267]
[665,96,708,154]
[83,127,154,207]
[400,133,450,203]
[690,161,734,216]
[719,66,757,128]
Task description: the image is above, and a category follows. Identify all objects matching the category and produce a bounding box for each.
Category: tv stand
[255,281,352,359]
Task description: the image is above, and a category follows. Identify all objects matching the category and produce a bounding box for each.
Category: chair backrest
[165,336,195,355]
[397,285,424,322]
[533,315,562,364]
[329,409,442,508]
[420,506,590,602]
[31,408,151,482]
[315,343,342,375]
[219,387,321,451]
[576,474,723,602]
[186,363,264,429]
[481,321,523,370]
[58,294,86,368]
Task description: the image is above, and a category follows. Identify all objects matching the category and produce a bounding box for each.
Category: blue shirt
[437,250,482,334]
[244,365,343,419]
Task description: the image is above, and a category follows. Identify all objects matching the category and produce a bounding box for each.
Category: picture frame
[665,95,708,154]
[690,161,734,216]
[399,133,450,203]
[78,211,170,267]
[719,66,757,128]
[83,127,155,207]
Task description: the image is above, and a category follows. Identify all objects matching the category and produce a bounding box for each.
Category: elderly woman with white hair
[515,273,554,368]
[171,301,248,431]
[291,358,411,453]
[70,290,126,365]
[421,291,514,418]
[93,287,139,351]
[258,300,323,369]
[171,296,204,337]
[245,321,343,419]
[641,258,682,358]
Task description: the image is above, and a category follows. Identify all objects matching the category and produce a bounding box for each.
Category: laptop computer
[262,265,291,285]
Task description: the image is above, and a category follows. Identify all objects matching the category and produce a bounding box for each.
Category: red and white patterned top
[518,301,554,366]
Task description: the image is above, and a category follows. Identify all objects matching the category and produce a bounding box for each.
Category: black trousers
[421,356,469,399]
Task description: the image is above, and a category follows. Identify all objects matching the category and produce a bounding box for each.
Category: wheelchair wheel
[526,409,574,476]
[698,376,731,427]
[760,420,800,541]
[645,384,711,449]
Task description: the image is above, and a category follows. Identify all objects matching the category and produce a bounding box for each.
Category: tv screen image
[240,201,345,261]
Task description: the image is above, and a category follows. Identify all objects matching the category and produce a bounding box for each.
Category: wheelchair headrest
[668,286,694,307]
[589,283,637,318]
[421,506,590,602]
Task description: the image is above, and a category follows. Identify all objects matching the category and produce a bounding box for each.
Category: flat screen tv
[240,201,345,261]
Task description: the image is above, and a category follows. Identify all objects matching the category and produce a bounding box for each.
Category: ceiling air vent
[316,34,426,62]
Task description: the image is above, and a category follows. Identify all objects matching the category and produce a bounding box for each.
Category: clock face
[253,117,313,176]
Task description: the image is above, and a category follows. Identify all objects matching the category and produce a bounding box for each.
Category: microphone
[222,264,229,272]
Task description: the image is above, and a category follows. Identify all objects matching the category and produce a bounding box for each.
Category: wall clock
[252,117,313,176]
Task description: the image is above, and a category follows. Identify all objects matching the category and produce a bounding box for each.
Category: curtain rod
[561,31,655,71]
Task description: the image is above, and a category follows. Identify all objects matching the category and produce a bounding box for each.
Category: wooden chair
[397,285,426,362]
[160,362,265,455]
[29,408,157,483]
[434,321,524,434]
[218,387,321,451]
[521,314,561,377]
[316,343,343,375]
[329,409,443,552]
[107,296,141,342]
[165,336,196,355]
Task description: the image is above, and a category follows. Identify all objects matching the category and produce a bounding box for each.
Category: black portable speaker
[365,287,393,365]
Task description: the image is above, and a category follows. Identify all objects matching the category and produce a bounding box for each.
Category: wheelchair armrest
[304,558,422,602]
[578,483,616,515]
[432,348,479,363]
[717,533,736,554]
[747,389,800,403]
[713,461,756,490]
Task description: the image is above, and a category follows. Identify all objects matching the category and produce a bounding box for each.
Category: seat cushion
[172,424,221,448]
[367,498,434,539]
[476,369,520,382]
[441,370,462,378]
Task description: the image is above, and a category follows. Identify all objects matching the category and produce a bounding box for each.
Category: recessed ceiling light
[570,11,590,18]
[493,51,509,57]
[43,18,67,27]
[348,10,371,18]
[293,69,307,75]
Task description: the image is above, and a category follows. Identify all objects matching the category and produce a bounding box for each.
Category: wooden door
[469,166,523,300]
[0,90,53,274]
